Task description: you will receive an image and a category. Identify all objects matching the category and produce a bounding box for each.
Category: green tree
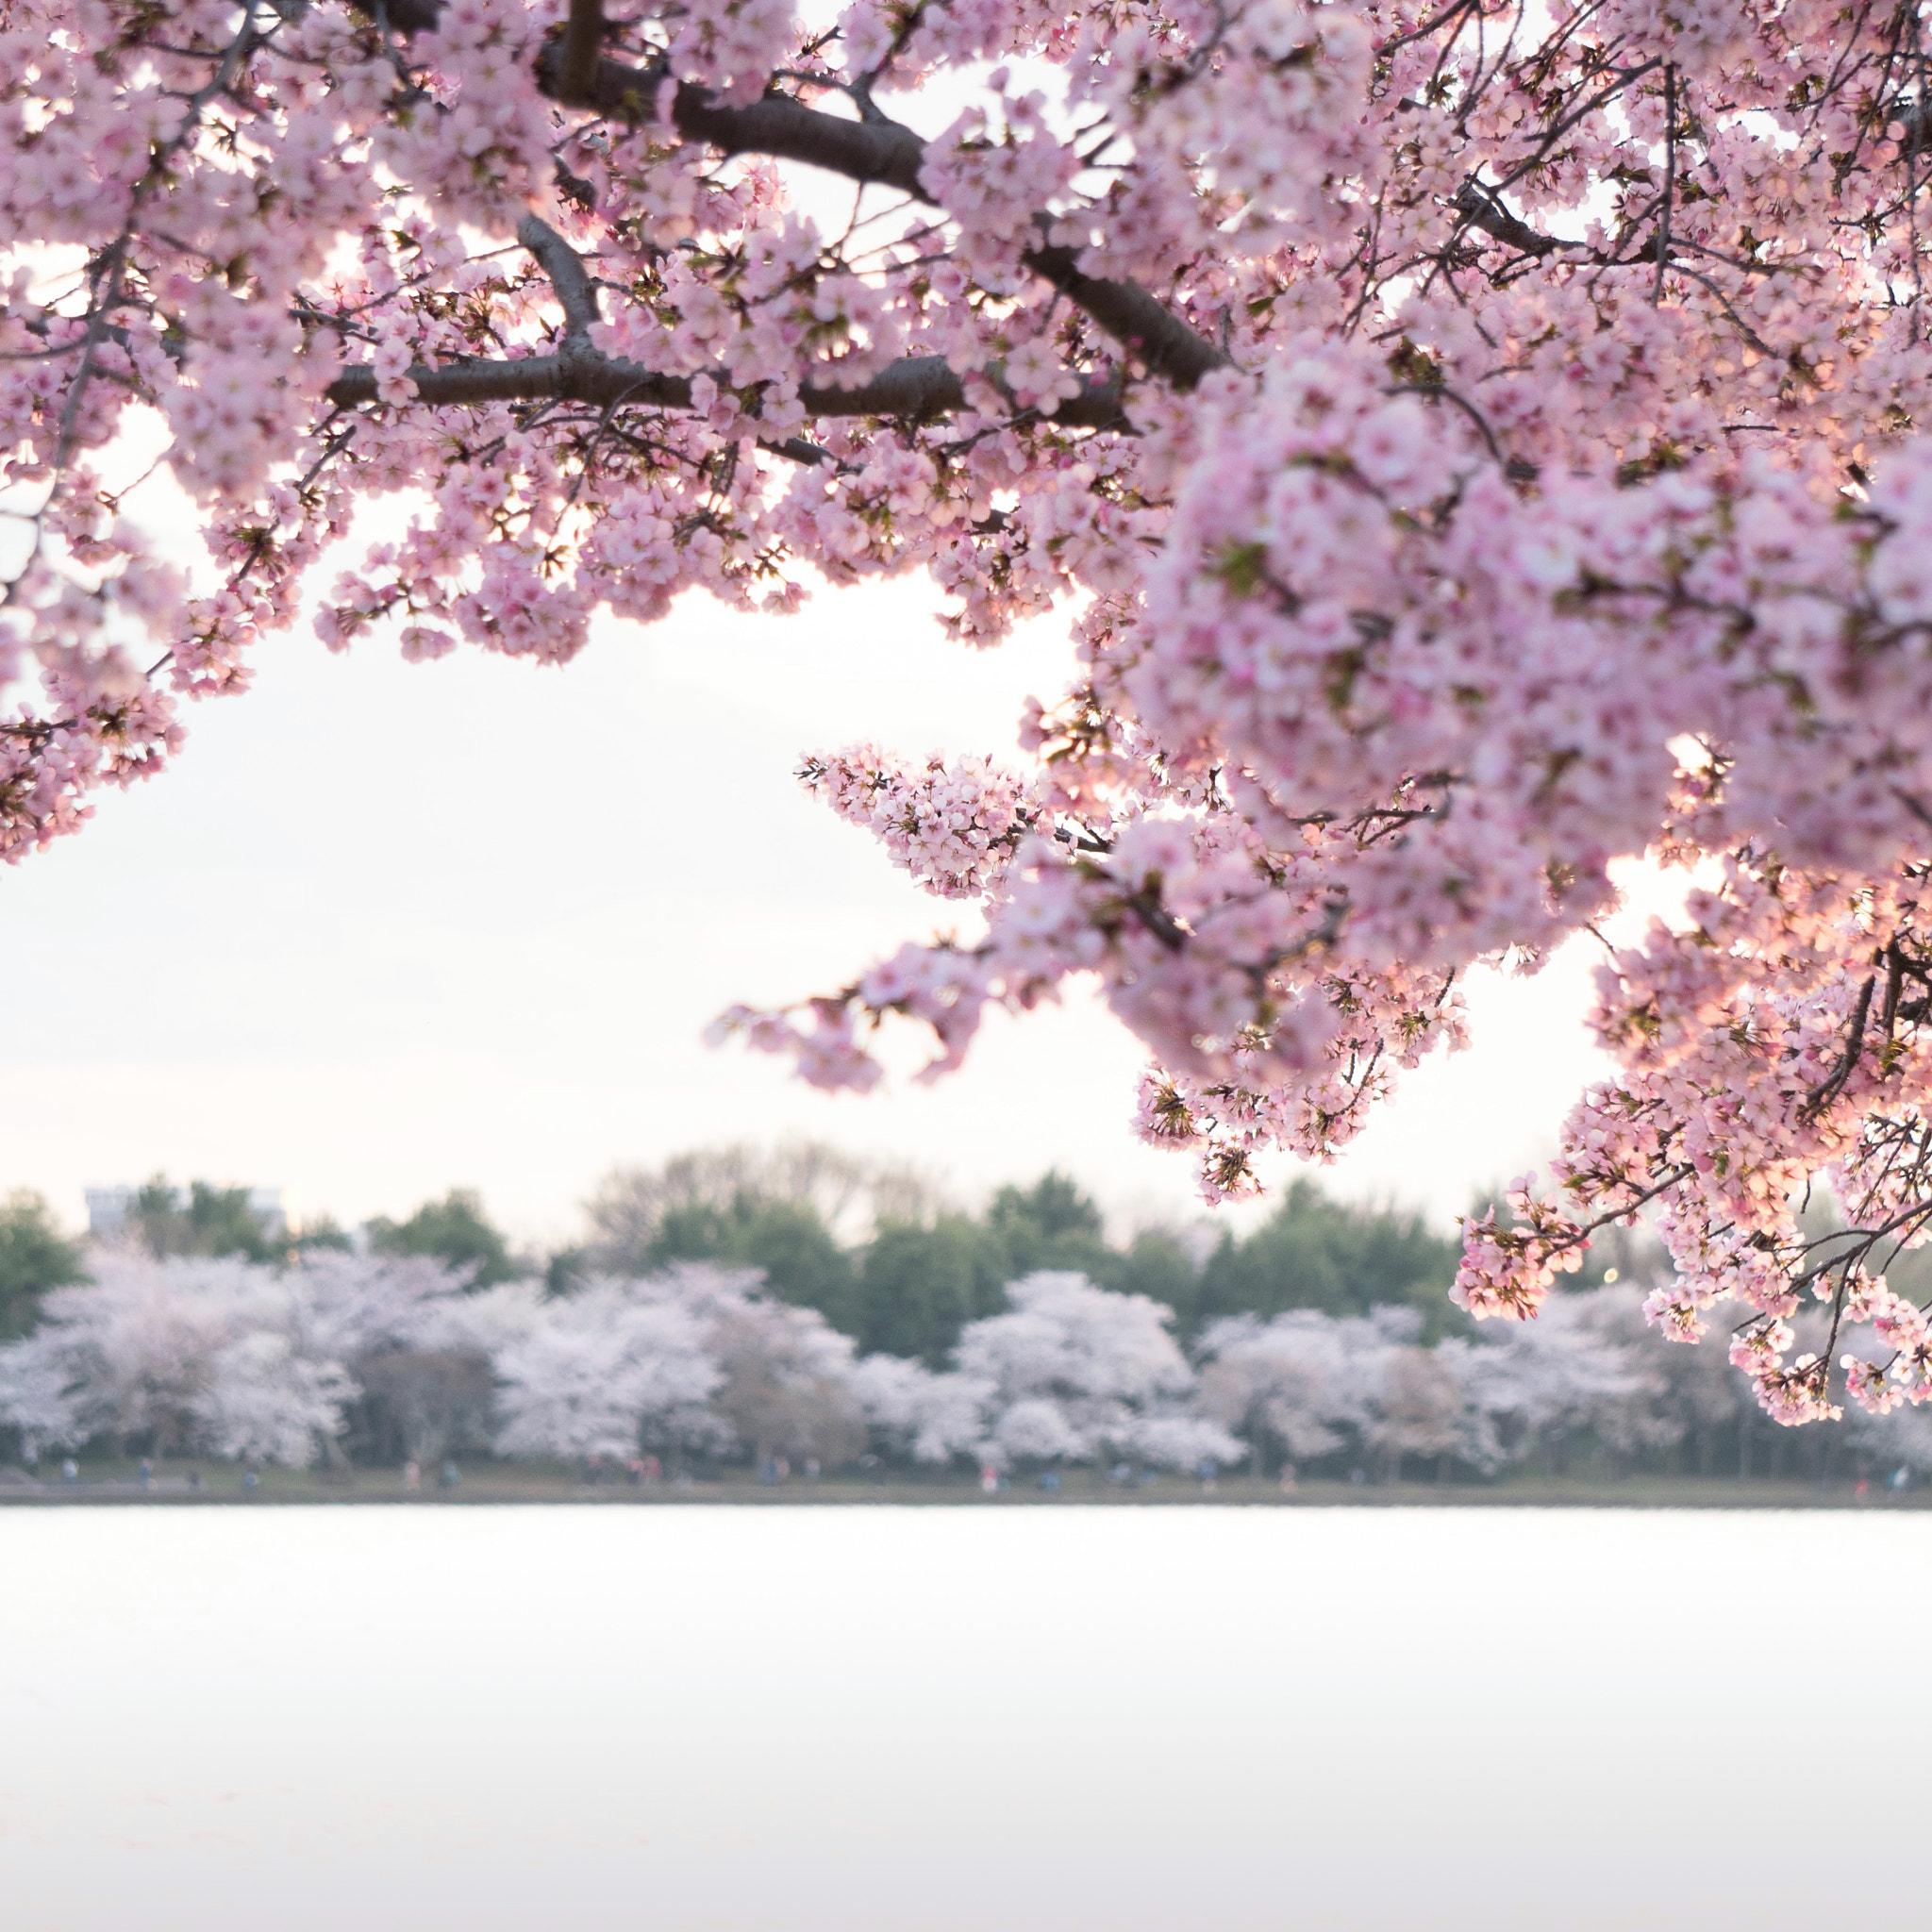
[544,1244,591,1296]
[852,1179,1207,1363]
[1194,1180,1464,1339]
[983,1172,1121,1282]
[133,1177,277,1262]
[649,1194,860,1335]
[0,1191,87,1339]
[293,1213,353,1256]
[368,1189,520,1287]
[856,1213,1010,1363]
[1113,1231,1206,1332]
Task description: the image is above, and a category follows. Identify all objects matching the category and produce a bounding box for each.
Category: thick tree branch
[1020,219,1227,390]
[543,47,932,195]
[557,0,606,104]
[325,346,1130,430]
[537,48,1229,390]
[362,0,444,30]
[1451,182,1576,258]
[335,220,1130,433]
[352,0,1228,393]
[515,213,602,336]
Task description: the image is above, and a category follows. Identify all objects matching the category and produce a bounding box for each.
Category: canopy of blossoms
[10,0,1932,1421]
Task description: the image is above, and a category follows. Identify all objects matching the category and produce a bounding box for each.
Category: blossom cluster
[799,746,1040,899]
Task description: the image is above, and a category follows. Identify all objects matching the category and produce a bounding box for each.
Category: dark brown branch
[351,5,1229,391]
[325,346,1130,430]
[357,0,435,28]
[1803,973,1878,1121]
[558,0,606,104]
[552,50,933,196]
[1653,64,1676,307]
[1451,182,1575,258]
[515,214,601,336]
[537,48,1229,390]
[1020,219,1226,389]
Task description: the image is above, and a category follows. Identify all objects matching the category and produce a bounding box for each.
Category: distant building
[84,1185,289,1242]
[250,1190,290,1241]
[83,1187,135,1239]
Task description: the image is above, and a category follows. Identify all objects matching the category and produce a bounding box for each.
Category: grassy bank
[5,1460,1930,1509]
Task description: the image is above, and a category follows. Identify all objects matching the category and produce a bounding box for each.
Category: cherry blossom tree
[3,1248,477,1463]
[0,1250,459,1464]
[658,1262,871,1467]
[1368,1336,1475,1480]
[1459,1291,1664,1474]
[0,1254,297,1456]
[192,1327,356,1466]
[954,1269,1237,1468]
[0,1243,1874,1477]
[0,1338,83,1463]
[848,1348,991,1462]
[490,1273,724,1457]
[18,0,1932,1422]
[1196,1308,1371,1470]
[1846,1381,1932,1479]
[1199,1304,1475,1474]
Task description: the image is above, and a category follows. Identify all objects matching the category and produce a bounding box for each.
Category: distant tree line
[27,1148,1901,1488]
[4,1241,1928,1489]
[563,1153,1490,1361]
[0,1153,1505,1365]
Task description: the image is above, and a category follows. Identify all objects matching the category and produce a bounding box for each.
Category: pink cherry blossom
[16,0,1932,1419]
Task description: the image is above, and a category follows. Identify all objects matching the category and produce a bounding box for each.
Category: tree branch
[540,50,1226,388]
[1451,182,1576,258]
[557,0,605,104]
[325,346,1131,431]
[351,5,1229,391]
[361,0,444,31]
[547,48,934,198]
[1020,218,1226,389]
[516,213,602,337]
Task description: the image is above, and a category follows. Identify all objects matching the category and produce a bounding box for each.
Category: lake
[0,1505,1918,1930]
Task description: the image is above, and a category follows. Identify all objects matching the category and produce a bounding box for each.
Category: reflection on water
[0,1505,1923,1931]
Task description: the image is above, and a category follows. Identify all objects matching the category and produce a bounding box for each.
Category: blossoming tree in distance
[12,0,1932,1423]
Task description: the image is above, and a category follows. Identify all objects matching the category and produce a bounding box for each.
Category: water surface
[0,1506,1915,1930]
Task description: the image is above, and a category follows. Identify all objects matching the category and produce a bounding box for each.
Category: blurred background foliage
[0,1144,1675,1360]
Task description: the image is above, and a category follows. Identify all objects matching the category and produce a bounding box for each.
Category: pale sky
[4,561,1640,1251]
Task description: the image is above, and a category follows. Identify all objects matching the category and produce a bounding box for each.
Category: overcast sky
[4,561,1643,1249]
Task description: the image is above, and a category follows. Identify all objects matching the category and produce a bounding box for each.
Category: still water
[0,1505,1919,1931]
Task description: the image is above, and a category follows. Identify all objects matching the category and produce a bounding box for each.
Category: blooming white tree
[658,1264,868,1468]
[490,1262,872,1467]
[848,1352,991,1465]
[192,1330,355,1467]
[1369,1338,1476,1480]
[1847,1396,1932,1479]
[956,1271,1239,1471]
[1462,1291,1671,1474]
[491,1276,722,1459]
[0,1249,472,1466]
[6,1254,283,1455]
[0,1242,1831,1483]
[0,1337,83,1464]
[286,1249,475,1360]
[1198,1305,1475,1475]
[1196,1310,1374,1468]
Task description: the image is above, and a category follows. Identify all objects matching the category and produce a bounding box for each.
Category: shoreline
[4,1474,1927,1510]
